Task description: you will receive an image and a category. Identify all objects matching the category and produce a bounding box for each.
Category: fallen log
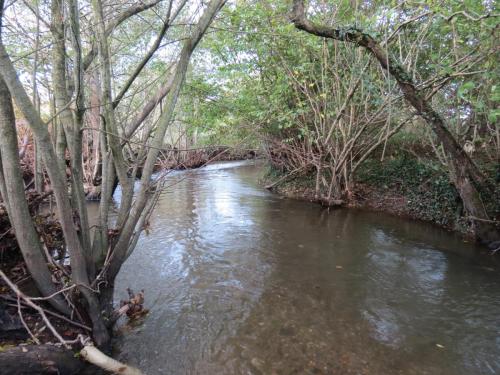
[0,345,85,375]
[0,344,146,375]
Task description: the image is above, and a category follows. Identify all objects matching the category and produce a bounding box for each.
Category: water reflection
[115,161,500,375]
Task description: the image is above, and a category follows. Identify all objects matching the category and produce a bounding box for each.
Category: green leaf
[458,82,475,99]
[488,109,500,123]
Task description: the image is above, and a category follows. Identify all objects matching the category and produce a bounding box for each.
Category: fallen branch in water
[108,288,148,327]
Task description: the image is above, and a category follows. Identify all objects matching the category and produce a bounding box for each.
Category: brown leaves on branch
[119,288,148,321]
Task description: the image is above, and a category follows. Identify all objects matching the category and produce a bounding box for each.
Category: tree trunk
[50,0,71,179]
[0,77,69,314]
[89,71,102,189]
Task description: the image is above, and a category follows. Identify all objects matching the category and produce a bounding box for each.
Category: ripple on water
[114,161,500,375]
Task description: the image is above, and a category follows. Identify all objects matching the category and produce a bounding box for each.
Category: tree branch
[83,0,163,71]
[113,0,187,108]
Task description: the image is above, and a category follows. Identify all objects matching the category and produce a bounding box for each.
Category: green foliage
[183,0,498,154]
[262,163,317,190]
[179,0,499,225]
[357,155,461,227]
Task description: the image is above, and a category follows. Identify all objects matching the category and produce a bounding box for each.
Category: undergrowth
[356,155,462,228]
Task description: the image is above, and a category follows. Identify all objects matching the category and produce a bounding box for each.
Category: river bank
[262,154,500,248]
[0,205,92,373]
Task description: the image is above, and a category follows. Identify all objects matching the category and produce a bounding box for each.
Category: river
[114,160,500,375]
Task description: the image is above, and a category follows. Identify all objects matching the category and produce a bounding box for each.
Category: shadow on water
[114,161,500,375]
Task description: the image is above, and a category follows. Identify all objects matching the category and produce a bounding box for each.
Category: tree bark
[0,76,70,315]
[50,0,71,179]
[91,0,134,231]
[68,0,93,277]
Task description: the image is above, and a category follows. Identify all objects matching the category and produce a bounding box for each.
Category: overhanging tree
[290,0,499,244]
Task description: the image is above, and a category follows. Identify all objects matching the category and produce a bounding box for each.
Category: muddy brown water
[113,161,500,375]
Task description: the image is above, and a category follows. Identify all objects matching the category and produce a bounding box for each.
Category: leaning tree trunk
[291,0,499,244]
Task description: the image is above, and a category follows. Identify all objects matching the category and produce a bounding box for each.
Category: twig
[265,166,305,189]
[29,284,77,301]
[2,299,92,331]
[0,270,70,348]
[467,216,500,226]
[17,295,40,345]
